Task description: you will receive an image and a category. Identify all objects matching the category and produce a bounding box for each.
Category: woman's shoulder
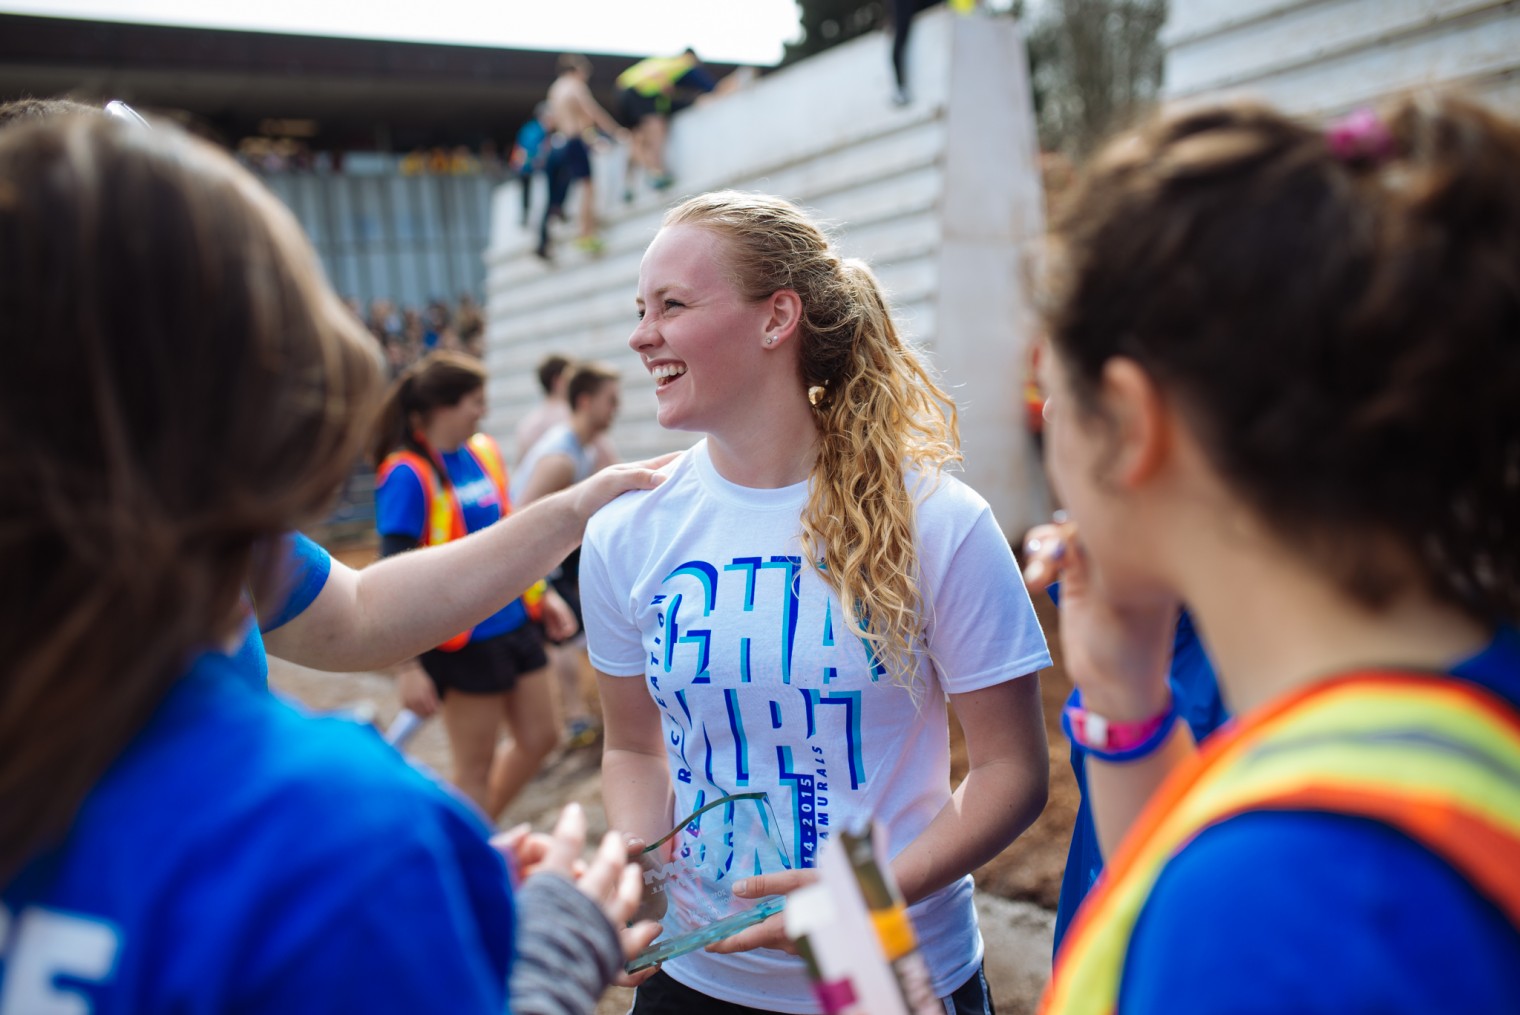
[905,464,990,517]
[585,445,699,541]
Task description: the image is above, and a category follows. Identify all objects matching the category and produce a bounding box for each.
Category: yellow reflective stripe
[1045,678,1520,1015]
[426,483,455,546]
[465,432,509,506]
[617,55,697,95]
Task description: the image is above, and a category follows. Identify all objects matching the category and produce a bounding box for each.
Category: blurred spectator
[539,54,627,261]
[515,353,619,470]
[614,49,717,194]
[456,294,487,358]
[511,102,554,228]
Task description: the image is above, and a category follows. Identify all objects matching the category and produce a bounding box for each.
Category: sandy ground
[272,543,1077,1013]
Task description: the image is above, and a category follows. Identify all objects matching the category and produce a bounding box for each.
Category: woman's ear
[762,289,803,347]
[1100,357,1170,489]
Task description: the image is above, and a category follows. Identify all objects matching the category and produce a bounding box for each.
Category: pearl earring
[765,335,777,345]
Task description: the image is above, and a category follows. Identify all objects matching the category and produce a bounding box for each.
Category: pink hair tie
[1326,108,1395,163]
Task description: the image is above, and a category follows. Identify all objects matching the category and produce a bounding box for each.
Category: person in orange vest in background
[1027,95,1520,1014]
[374,351,576,819]
[615,49,717,196]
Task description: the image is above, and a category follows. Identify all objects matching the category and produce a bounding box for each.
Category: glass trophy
[625,791,794,972]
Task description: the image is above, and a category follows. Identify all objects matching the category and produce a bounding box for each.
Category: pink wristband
[1063,699,1174,753]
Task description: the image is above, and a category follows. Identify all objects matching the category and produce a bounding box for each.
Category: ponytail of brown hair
[1046,93,1520,623]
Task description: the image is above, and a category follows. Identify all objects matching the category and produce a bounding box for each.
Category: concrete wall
[264,156,495,309]
[1164,0,1520,114]
[484,7,1050,537]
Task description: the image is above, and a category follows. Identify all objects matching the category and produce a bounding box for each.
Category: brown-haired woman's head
[1043,94,1520,623]
[371,350,488,469]
[0,116,382,876]
[649,191,961,688]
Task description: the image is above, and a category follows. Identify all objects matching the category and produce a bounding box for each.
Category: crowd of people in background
[341,293,488,375]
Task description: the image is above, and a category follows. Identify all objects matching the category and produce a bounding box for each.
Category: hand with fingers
[494,804,663,983]
[541,588,580,643]
[568,451,681,522]
[703,868,820,956]
[1022,515,1177,721]
[396,664,439,717]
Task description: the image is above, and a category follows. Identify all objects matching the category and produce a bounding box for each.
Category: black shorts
[632,963,993,1014]
[547,547,583,645]
[420,623,548,697]
[546,134,592,183]
[617,88,668,128]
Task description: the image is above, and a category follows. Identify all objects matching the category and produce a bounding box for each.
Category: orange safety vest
[376,432,544,652]
[1042,670,1520,1015]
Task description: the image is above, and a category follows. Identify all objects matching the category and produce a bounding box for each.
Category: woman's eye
[665,300,683,310]
[635,308,645,320]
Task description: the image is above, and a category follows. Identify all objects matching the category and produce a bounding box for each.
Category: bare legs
[439,669,560,821]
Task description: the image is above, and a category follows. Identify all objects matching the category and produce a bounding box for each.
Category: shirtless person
[539,54,626,260]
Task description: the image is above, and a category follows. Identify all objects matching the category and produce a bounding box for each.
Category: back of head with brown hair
[567,360,619,412]
[0,97,101,130]
[663,191,961,690]
[1045,93,1520,623]
[0,116,383,878]
[370,350,488,473]
[557,53,591,77]
[537,352,572,394]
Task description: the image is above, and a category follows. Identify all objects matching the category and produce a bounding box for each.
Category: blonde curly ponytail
[665,192,960,688]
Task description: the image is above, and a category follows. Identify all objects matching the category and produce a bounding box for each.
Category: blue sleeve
[261,532,332,633]
[239,833,515,1013]
[376,464,427,541]
[228,721,517,1012]
[1119,811,1520,1014]
[676,66,717,93]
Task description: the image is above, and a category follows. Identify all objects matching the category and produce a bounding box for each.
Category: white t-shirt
[582,441,1050,1012]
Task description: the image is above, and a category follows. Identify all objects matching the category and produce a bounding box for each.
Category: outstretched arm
[263,457,671,671]
[575,82,627,140]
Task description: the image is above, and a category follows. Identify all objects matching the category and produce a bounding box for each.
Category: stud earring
[765,335,777,345]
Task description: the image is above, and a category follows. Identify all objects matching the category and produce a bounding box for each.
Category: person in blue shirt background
[372,350,577,821]
[1028,93,1520,1014]
[0,111,664,1013]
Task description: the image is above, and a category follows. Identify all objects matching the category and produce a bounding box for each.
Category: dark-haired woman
[1033,95,1520,1014]
[0,115,660,1012]
[374,350,571,821]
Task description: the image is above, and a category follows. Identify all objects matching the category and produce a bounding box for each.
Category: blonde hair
[664,191,961,688]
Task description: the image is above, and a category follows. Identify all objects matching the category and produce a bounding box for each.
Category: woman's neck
[1178,535,1490,716]
[421,424,463,454]
[706,398,819,488]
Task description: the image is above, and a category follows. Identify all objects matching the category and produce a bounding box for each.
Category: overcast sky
[2,0,804,65]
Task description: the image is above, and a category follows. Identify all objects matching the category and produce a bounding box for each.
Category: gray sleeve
[509,872,625,1015]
